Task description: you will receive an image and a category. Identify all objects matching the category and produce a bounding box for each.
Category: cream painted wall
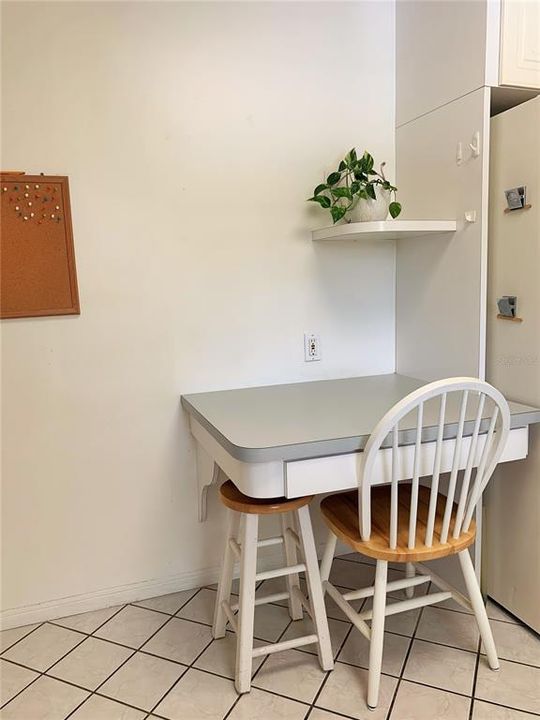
[1,1,396,625]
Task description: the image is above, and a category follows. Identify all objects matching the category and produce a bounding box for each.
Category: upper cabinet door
[500,0,540,89]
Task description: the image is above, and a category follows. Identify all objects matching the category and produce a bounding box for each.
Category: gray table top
[181,373,540,462]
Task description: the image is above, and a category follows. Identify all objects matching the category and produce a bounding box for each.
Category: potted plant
[308,148,401,224]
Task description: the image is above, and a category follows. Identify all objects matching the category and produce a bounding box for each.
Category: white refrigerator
[485,95,540,632]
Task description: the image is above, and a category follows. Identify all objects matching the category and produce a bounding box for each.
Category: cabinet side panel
[396,88,490,381]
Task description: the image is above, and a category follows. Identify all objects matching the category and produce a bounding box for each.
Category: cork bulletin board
[1,174,80,318]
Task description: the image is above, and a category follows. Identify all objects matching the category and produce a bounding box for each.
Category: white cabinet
[499,0,540,89]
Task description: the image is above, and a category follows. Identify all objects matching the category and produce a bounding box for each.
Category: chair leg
[235,513,259,694]
[213,510,240,639]
[280,512,303,621]
[458,549,499,670]
[405,562,415,599]
[320,529,337,584]
[296,505,334,671]
[367,559,388,710]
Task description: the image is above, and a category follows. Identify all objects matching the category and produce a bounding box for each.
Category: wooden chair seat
[219,480,313,515]
[320,484,476,563]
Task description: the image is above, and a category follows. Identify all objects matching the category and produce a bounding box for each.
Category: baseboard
[1,540,353,630]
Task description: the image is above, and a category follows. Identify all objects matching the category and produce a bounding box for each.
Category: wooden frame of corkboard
[1,173,80,319]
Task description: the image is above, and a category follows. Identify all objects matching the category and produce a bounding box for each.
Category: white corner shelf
[312,220,457,242]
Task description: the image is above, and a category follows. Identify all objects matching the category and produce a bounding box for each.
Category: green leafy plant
[308,148,402,224]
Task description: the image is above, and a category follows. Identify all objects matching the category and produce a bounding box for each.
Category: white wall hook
[465,210,477,223]
[469,131,480,158]
[456,142,463,165]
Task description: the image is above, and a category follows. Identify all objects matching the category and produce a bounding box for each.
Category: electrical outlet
[304,333,321,362]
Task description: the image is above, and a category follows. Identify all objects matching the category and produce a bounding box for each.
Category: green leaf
[365,183,376,200]
[313,183,328,196]
[308,195,331,208]
[362,151,374,173]
[326,172,341,186]
[344,148,357,167]
[331,205,347,224]
[331,187,353,200]
[389,201,402,218]
[338,160,347,172]
[350,181,360,195]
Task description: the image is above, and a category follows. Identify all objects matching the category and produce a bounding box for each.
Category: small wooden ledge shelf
[504,204,532,214]
[311,220,457,242]
[497,314,523,322]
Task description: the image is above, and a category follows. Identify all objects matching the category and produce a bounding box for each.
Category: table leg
[196,443,221,522]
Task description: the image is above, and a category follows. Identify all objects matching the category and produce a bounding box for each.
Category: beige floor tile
[2,623,84,672]
[329,559,376,590]
[475,658,540,715]
[416,606,479,651]
[484,620,540,666]
[280,616,349,659]
[142,617,212,664]
[316,661,398,719]
[436,597,473,614]
[193,634,265,679]
[338,630,410,677]
[0,675,89,720]
[176,589,218,625]
[253,649,326,703]
[0,659,39,705]
[47,636,132,690]
[0,624,41,652]
[53,606,123,634]
[486,600,519,624]
[310,709,355,720]
[94,606,169,649]
[252,603,291,642]
[390,680,470,719]
[154,667,237,720]
[99,651,185,711]
[403,639,476,695]
[473,699,538,719]
[133,590,197,615]
[70,694,146,719]
[227,686,308,720]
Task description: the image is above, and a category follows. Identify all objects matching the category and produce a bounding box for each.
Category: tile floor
[1,555,539,720]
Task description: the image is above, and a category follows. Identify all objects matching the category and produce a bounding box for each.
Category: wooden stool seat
[219,480,313,515]
[321,484,476,563]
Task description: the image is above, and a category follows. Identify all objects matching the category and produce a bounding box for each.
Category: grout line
[0,622,45,654]
[468,636,482,720]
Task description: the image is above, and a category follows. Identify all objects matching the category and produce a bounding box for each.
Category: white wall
[1,1,396,626]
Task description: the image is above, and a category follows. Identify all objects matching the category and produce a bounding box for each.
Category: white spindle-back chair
[318,378,511,710]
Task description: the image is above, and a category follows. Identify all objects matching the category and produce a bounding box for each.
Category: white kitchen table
[181,373,540,522]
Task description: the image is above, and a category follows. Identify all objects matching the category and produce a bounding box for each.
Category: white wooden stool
[213,480,334,694]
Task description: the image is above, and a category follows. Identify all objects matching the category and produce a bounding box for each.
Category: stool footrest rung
[251,634,319,658]
[255,563,306,582]
[230,591,290,612]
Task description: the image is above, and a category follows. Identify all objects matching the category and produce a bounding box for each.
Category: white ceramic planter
[350,187,390,222]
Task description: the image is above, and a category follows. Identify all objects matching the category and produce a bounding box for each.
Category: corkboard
[1,174,80,318]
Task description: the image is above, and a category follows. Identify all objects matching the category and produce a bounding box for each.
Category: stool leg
[367,559,388,710]
[296,505,334,671]
[281,512,303,621]
[235,513,258,694]
[213,509,240,639]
